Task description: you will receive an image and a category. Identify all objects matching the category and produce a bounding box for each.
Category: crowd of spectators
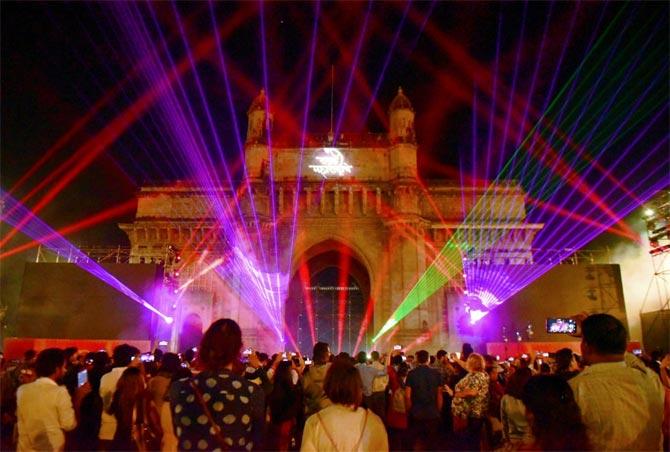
[1,312,668,451]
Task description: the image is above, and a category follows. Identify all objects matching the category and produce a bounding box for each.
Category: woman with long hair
[521,375,590,451]
[500,367,532,448]
[386,354,409,451]
[268,360,302,451]
[147,353,181,413]
[301,360,388,451]
[169,318,265,451]
[107,367,159,451]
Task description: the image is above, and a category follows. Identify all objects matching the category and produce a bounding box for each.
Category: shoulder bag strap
[316,407,369,452]
[189,379,229,450]
[352,409,369,451]
[316,411,339,452]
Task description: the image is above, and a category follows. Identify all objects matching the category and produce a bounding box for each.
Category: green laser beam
[371,3,669,343]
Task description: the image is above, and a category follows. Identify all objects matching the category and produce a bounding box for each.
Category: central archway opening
[286,243,371,355]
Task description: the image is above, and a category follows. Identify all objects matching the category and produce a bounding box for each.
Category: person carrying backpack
[386,354,409,451]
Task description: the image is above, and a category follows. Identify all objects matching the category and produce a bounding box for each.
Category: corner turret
[388,87,415,144]
[246,89,273,144]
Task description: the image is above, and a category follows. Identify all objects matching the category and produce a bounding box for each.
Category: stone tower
[388,87,416,144]
[388,87,417,179]
[245,89,271,179]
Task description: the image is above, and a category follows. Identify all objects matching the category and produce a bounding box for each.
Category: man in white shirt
[369,351,389,419]
[16,348,76,452]
[569,313,664,450]
[98,344,139,448]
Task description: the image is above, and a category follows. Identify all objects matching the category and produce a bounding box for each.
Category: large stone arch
[290,234,378,293]
[286,238,375,354]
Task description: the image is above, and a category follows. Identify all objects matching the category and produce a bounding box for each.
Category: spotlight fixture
[164,317,174,324]
[643,208,655,218]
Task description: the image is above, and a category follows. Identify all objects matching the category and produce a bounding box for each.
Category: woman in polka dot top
[169,319,265,451]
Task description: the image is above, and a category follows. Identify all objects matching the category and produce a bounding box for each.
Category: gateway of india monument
[119,88,543,353]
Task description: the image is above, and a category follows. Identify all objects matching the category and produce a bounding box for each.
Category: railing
[34,244,612,266]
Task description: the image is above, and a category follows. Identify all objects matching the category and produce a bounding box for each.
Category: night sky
[2,1,668,332]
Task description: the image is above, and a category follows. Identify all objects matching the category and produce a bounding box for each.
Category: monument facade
[119,88,543,352]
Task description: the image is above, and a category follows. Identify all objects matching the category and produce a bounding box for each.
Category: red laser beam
[298,257,317,346]
[0,198,136,260]
[336,244,351,353]
[0,8,255,250]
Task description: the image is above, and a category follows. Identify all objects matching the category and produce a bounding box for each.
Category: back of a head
[183,348,196,363]
[111,367,145,418]
[356,351,368,364]
[324,360,363,408]
[313,342,330,365]
[466,353,485,373]
[505,367,532,399]
[397,362,410,379]
[522,375,590,451]
[462,343,474,359]
[24,349,37,362]
[113,344,138,368]
[117,366,143,392]
[160,352,182,375]
[63,347,78,361]
[35,348,65,378]
[334,352,351,364]
[391,354,403,367]
[370,351,380,362]
[540,362,551,374]
[199,318,242,371]
[92,351,111,368]
[416,350,429,364]
[436,349,447,360]
[273,360,294,387]
[555,348,574,371]
[582,313,627,355]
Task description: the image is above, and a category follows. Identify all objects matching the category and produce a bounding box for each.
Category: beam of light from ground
[476,17,646,293]
[0,198,136,260]
[476,7,652,262]
[138,1,273,306]
[286,0,321,306]
[484,11,502,188]
[215,247,288,343]
[206,2,283,319]
[472,104,668,318]
[282,320,301,355]
[333,0,373,140]
[354,240,393,354]
[0,190,172,324]
[336,245,351,353]
[176,258,224,293]
[496,1,527,173]
[402,322,441,353]
[372,241,463,343]
[360,0,412,127]
[298,258,317,345]
[259,3,284,341]
[373,5,666,342]
[0,9,253,250]
[124,1,281,335]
